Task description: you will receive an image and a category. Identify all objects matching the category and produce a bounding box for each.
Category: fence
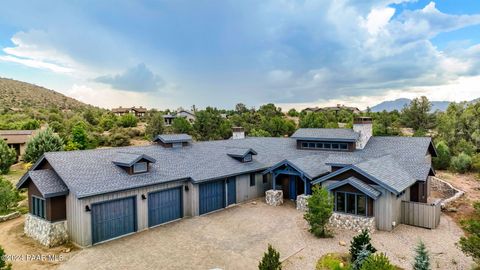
[400,199,441,229]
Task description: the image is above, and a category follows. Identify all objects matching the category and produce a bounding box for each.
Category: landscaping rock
[265,189,283,206]
[329,213,375,233]
[0,211,21,222]
[339,241,346,246]
[296,194,310,211]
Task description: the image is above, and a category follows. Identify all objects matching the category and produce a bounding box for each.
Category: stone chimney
[353,117,372,149]
[232,127,245,140]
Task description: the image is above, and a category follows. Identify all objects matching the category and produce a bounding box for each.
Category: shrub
[471,154,480,173]
[0,244,12,270]
[24,128,64,163]
[451,152,472,173]
[69,121,89,150]
[459,201,480,264]
[258,244,282,270]
[350,229,376,263]
[432,141,451,170]
[413,241,431,270]
[21,119,40,130]
[316,253,350,270]
[0,177,22,215]
[0,139,16,174]
[145,113,165,140]
[304,186,334,238]
[108,132,130,147]
[249,128,271,137]
[118,114,138,128]
[352,245,372,270]
[360,253,395,270]
[172,117,193,134]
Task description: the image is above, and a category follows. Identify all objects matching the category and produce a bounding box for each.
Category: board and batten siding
[235,172,269,203]
[66,180,188,247]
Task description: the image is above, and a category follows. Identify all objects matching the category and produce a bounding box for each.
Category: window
[316,143,323,148]
[300,141,349,151]
[308,142,315,148]
[340,143,348,150]
[133,162,148,173]
[250,173,256,186]
[172,142,183,148]
[262,174,268,183]
[323,143,331,149]
[32,196,45,219]
[335,191,369,216]
[332,143,339,149]
[243,154,252,162]
[301,142,308,148]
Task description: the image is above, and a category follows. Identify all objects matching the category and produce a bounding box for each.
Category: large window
[300,141,349,151]
[32,196,46,219]
[335,191,369,216]
[250,173,256,186]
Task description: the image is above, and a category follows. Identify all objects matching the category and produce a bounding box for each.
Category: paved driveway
[59,199,473,270]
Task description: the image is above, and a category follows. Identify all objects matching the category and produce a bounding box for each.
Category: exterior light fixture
[184,185,189,191]
[141,194,147,200]
[85,205,91,212]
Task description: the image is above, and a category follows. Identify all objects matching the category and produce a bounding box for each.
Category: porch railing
[400,199,441,229]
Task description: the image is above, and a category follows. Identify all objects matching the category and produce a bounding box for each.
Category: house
[0,130,36,161]
[17,117,437,247]
[111,106,147,118]
[162,110,196,126]
[303,104,361,114]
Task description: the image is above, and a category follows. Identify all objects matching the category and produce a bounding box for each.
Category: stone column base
[296,194,310,211]
[266,189,283,206]
[24,214,68,247]
[328,213,375,233]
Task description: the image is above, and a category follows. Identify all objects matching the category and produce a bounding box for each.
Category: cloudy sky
[0,0,479,110]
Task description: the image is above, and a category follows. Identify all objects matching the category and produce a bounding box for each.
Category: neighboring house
[163,110,196,126]
[17,117,437,247]
[0,130,35,161]
[162,114,176,126]
[303,104,361,114]
[111,106,147,118]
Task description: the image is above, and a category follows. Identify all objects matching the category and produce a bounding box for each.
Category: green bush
[316,253,350,270]
[0,177,22,215]
[413,241,431,270]
[172,117,193,134]
[471,154,480,173]
[24,128,64,163]
[459,202,480,264]
[0,244,12,270]
[21,119,40,130]
[432,141,451,170]
[350,230,376,263]
[304,186,334,238]
[352,245,372,270]
[451,152,472,173]
[118,114,138,128]
[69,121,89,150]
[108,132,130,147]
[249,128,271,137]
[258,244,282,270]
[0,139,16,174]
[145,113,165,140]
[360,253,395,270]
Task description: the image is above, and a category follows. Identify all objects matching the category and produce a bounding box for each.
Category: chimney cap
[354,116,372,124]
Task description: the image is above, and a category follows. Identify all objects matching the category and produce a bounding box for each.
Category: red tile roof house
[17,117,438,247]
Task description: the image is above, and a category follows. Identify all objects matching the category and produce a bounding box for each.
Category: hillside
[369,98,473,112]
[0,77,91,111]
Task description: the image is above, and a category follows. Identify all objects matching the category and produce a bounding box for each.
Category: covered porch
[263,160,314,200]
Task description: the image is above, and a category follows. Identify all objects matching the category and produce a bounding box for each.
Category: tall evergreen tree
[413,241,431,270]
[0,139,16,174]
[24,128,64,163]
[350,229,377,262]
[258,244,282,270]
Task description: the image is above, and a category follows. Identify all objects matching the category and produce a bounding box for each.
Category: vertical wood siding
[401,199,441,229]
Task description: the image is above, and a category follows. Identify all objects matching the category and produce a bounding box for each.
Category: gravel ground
[283,213,474,270]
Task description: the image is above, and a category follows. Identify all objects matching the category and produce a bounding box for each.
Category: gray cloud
[94,63,165,92]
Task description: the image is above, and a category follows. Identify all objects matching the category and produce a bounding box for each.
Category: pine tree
[0,139,16,174]
[24,128,64,163]
[304,186,334,237]
[258,244,282,270]
[352,245,372,270]
[413,241,431,270]
[350,229,377,262]
[0,244,12,270]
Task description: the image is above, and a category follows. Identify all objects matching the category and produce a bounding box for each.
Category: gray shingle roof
[291,128,359,142]
[226,147,257,158]
[327,177,381,199]
[154,134,192,143]
[17,169,69,198]
[23,134,434,199]
[112,152,156,167]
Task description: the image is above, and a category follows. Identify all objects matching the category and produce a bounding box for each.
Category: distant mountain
[0,77,92,111]
[370,98,477,112]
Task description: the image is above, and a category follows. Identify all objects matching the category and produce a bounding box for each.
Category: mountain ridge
[370,97,479,112]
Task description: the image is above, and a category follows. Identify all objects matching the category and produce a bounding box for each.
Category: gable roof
[112,152,156,167]
[291,128,359,142]
[226,147,257,158]
[17,169,69,198]
[153,134,192,144]
[327,177,381,199]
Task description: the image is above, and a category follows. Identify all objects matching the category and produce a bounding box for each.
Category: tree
[287,108,299,117]
[145,112,165,140]
[69,121,89,150]
[0,244,12,270]
[304,186,334,238]
[258,244,282,270]
[413,241,431,270]
[24,128,63,163]
[451,152,472,173]
[118,114,138,128]
[235,103,248,114]
[360,253,395,270]
[0,177,21,215]
[401,96,434,132]
[299,112,327,128]
[249,128,271,137]
[352,245,372,270]
[0,140,16,174]
[99,114,117,131]
[459,201,480,264]
[21,119,40,130]
[193,107,231,140]
[108,132,130,147]
[432,141,451,170]
[350,229,377,263]
[172,117,193,134]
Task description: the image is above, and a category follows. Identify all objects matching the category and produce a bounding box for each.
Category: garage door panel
[148,187,182,227]
[92,196,136,244]
[199,180,225,215]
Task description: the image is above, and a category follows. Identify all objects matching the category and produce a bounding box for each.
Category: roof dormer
[153,134,192,148]
[112,152,156,174]
[226,147,257,162]
[291,128,358,151]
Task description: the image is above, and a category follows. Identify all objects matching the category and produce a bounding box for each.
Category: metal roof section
[291,128,359,142]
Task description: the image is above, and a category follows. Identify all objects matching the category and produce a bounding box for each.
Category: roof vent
[112,152,156,174]
[226,147,257,162]
[154,134,192,148]
[232,127,245,139]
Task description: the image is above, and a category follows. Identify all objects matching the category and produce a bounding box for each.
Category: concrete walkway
[59,199,473,270]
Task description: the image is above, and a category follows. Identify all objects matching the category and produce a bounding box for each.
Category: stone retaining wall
[296,194,310,211]
[328,213,375,233]
[0,211,20,222]
[24,214,68,247]
[265,190,283,206]
[430,176,464,208]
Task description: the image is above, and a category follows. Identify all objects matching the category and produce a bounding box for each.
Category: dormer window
[112,152,156,175]
[226,148,257,163]
[154,134,192,148]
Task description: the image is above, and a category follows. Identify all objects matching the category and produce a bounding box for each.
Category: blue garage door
[199,180,225,215]
[148,187,183,227]
[227,177,236,206]
[91,196,136,244]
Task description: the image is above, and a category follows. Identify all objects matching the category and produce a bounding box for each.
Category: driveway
[59,199,473,270]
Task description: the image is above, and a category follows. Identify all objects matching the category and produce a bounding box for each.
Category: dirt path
[0,216,78,270]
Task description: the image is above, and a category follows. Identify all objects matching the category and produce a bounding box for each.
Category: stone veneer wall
[0,211,20,222]
[430,176,464,208]
[265,190,283,206]
[329,213,375,233]
[296,194,310,211]
[24,214,68,247]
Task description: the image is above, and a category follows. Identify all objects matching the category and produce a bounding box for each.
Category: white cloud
[364,7,395,35]
[94,63,165,92]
